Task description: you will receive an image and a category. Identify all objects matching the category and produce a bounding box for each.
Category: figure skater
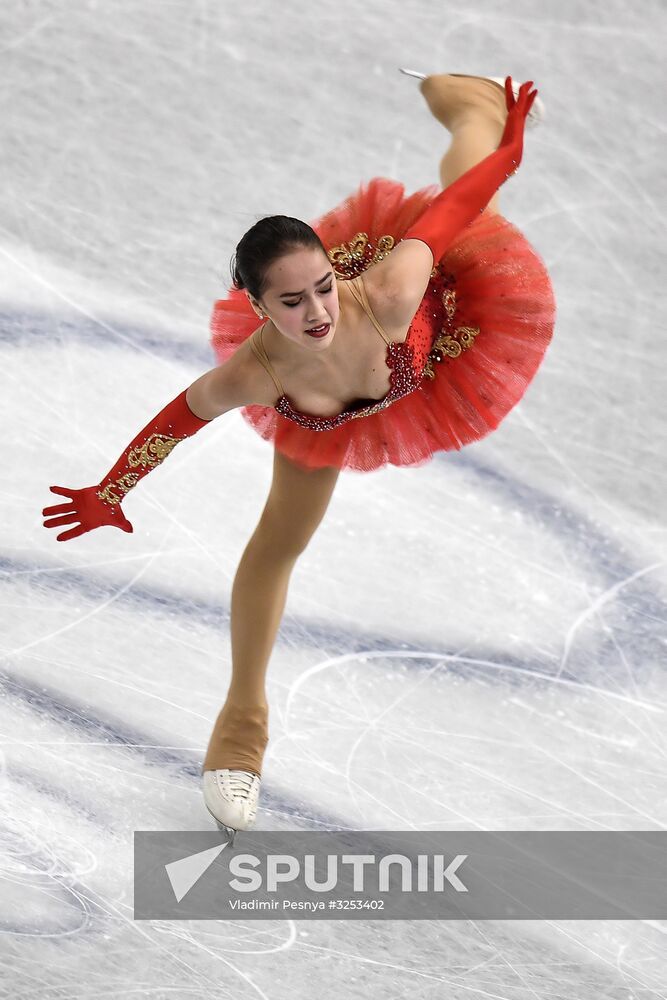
[42,73,555,841]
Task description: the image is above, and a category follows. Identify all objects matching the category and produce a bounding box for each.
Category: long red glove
[42,388,211,542]
[402,77,538,261]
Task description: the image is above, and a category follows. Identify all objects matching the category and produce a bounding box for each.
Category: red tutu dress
[209,176,556,473]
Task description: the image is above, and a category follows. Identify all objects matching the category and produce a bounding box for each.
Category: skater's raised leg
[202,447,340,776]
[419,74,509,214]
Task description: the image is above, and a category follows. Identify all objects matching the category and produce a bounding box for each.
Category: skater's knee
[249,512,315,562]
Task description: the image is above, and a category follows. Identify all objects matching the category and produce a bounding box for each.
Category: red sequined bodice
[251,261,455,432]
[275,334,420,429]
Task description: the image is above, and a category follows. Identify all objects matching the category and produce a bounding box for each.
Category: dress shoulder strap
[347,273,391,345]
[249,323,285,398]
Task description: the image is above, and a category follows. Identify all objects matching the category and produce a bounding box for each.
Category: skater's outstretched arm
[42,356,253,542]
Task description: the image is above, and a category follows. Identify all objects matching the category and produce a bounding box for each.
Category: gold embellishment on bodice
[327,235,481,381]
[346,395,393,421]
[327,231,395,279]
[423,285,480,380]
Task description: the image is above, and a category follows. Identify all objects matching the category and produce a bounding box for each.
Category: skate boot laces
[203,768,261,831]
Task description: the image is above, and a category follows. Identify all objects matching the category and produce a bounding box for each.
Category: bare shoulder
[186,333,273,420]
[361,238,435,331]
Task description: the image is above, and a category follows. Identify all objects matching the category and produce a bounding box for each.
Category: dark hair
[229,215,328,303]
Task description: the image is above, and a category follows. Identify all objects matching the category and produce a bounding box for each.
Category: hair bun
[227,215,326,302]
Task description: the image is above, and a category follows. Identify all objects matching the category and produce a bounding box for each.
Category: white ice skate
[202,769,261,843]
[398,68,546,129]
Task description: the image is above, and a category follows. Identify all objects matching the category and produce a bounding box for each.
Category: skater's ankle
[202,701,269,775]
[222,702,269,729]
[224,693,268,711]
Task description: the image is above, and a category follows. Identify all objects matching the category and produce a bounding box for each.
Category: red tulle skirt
[210,176,556,473]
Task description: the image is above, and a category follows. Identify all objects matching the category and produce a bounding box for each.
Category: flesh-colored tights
[202,73,508,776]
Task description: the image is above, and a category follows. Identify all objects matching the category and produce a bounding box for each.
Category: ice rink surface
[2,0,667,996]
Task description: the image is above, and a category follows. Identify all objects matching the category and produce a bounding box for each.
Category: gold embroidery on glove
[96,432,187,506]
[127,433,183,469]
[96,473,141,505]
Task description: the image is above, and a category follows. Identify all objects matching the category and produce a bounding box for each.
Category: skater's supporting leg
[420,74,507,214]
[202,447,340,774]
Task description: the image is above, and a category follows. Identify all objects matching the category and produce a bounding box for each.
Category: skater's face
[253,247,340,351]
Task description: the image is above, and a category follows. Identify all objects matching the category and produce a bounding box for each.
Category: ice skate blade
[214,819,237,846]
[399,67,427,80]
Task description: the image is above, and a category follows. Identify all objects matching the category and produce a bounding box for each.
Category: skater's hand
[499,77,538,152]
[42,484,134,542]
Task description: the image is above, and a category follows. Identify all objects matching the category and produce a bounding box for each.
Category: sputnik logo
[165,837,232,902]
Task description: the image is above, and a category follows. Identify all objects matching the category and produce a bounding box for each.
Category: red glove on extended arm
[401,77,538,262]
[42,388,211,542]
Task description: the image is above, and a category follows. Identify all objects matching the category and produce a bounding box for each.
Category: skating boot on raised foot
[398,67,545,129]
